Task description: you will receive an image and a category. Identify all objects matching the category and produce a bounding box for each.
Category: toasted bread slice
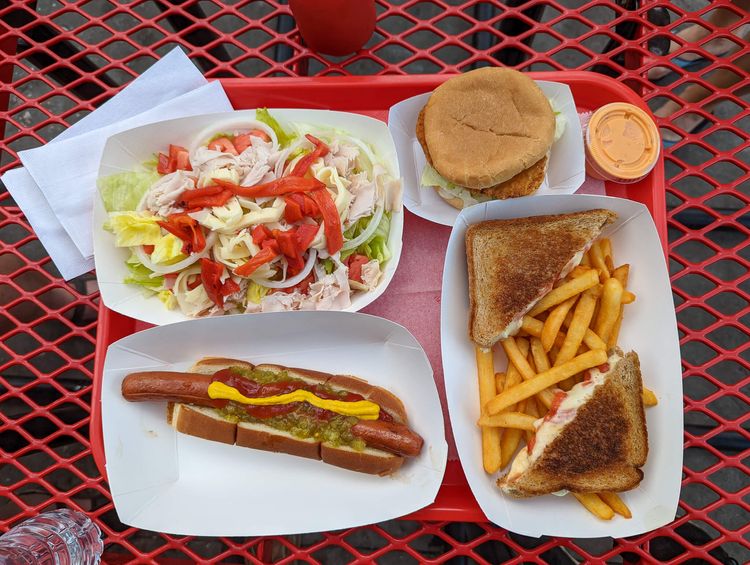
[466,209,616,348]
[498,350,648,497]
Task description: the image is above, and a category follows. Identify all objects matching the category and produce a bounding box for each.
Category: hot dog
[121,357,424,475]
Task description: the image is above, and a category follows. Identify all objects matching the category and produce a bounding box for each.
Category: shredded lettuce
[256,108,294,148]
[321,258,335,274]
[98,171,160,213]
[206,132,233,144]
[420,164,491,208]
[104,212,162,247]
[158,290,177,309]
[340,212,391,264]
[247,280,270,304]
[124,261,163,290]
[143,156,159,173]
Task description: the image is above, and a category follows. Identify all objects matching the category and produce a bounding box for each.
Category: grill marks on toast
[466,210,616,349]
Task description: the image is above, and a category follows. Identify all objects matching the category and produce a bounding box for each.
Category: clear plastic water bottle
[0,508,103,565]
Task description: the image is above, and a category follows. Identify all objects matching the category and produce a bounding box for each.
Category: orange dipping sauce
[584,103,660,183]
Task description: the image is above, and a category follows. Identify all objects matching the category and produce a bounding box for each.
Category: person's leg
[649,1,749,80]
[655,51,750,143]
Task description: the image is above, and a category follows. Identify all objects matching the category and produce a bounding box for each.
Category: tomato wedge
[234,129,271,152]
[157,152,171,175]
[234,247,278,277]
[308,188,343,255]
[200,258,240,308]
[157,214,206,254]
[346,254,369,283]
[208,137,238,155]
[290,134,330,177]
[214,176,325,199]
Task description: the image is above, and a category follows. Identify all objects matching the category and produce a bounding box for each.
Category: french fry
[530,337,551,372]
[612,264,630,286]
[594,278,624,344]
[495,372,506,394]
[556,287,599,366]
[500,337,535,382]
[589,241,610,281]
[542,296,578,351]
[524,397,540,442]
[503,337,556,408]
[573,493,614,520]
[642,387,658,407]
[476,347,502,473]
[581,250,592,266]
[500,398,526,467]
[478,411,537,430]
[598,492,632,519]
[529,270,599,317]
[485,350,607,414]
[608,265,631,348]
[522,316,566,349]
[569,265,593,279]
[600,238,612,260]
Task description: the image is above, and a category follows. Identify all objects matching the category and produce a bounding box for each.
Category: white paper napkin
[1,48,233,280]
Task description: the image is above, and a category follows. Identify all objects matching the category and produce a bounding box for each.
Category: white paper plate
[102,310,447,536]
[93,109,403,325]
[441,195,682,538]
[388,81,586,226]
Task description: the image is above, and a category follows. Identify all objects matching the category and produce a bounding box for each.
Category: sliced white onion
[341,203,383,251]
[136,232,218,275]
[252,249,317,289]
[274,147,292,179]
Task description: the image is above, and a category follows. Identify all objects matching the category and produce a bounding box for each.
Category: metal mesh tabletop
[0,1,748,563]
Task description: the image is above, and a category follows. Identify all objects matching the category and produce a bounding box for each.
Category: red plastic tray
[90,71,666,523]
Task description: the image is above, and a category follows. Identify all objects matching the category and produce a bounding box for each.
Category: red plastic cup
[289,0,376,57]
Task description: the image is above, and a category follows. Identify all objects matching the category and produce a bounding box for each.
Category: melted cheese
[527,351,622,464]
[207,381,381,420]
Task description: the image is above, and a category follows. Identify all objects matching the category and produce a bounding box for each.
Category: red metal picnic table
[0,1,748,563]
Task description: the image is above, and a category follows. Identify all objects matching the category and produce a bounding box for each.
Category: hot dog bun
[160,358,411,475]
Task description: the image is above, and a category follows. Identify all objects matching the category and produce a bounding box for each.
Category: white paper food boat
[441,194,682,538]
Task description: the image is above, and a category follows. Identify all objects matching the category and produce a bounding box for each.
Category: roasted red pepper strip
[234,246,278,277]
[200,258,239,308]
[283,196,304,224]
[290,134,330,177]
[274,229,299,260]
[179,189,233,209]
[214,176,325,199]
[157,214,206,254]
[308,188,343,255]
[295,223,319,254]
[251,224,272,245]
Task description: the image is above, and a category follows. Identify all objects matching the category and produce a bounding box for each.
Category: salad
[98,109,402,317]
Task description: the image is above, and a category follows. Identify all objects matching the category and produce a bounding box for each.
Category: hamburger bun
[419,68,555,201]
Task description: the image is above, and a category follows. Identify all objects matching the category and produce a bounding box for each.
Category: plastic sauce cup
[584,103,660,183]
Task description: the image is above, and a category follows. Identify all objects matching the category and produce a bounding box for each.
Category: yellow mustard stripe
[207,381,380,420]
